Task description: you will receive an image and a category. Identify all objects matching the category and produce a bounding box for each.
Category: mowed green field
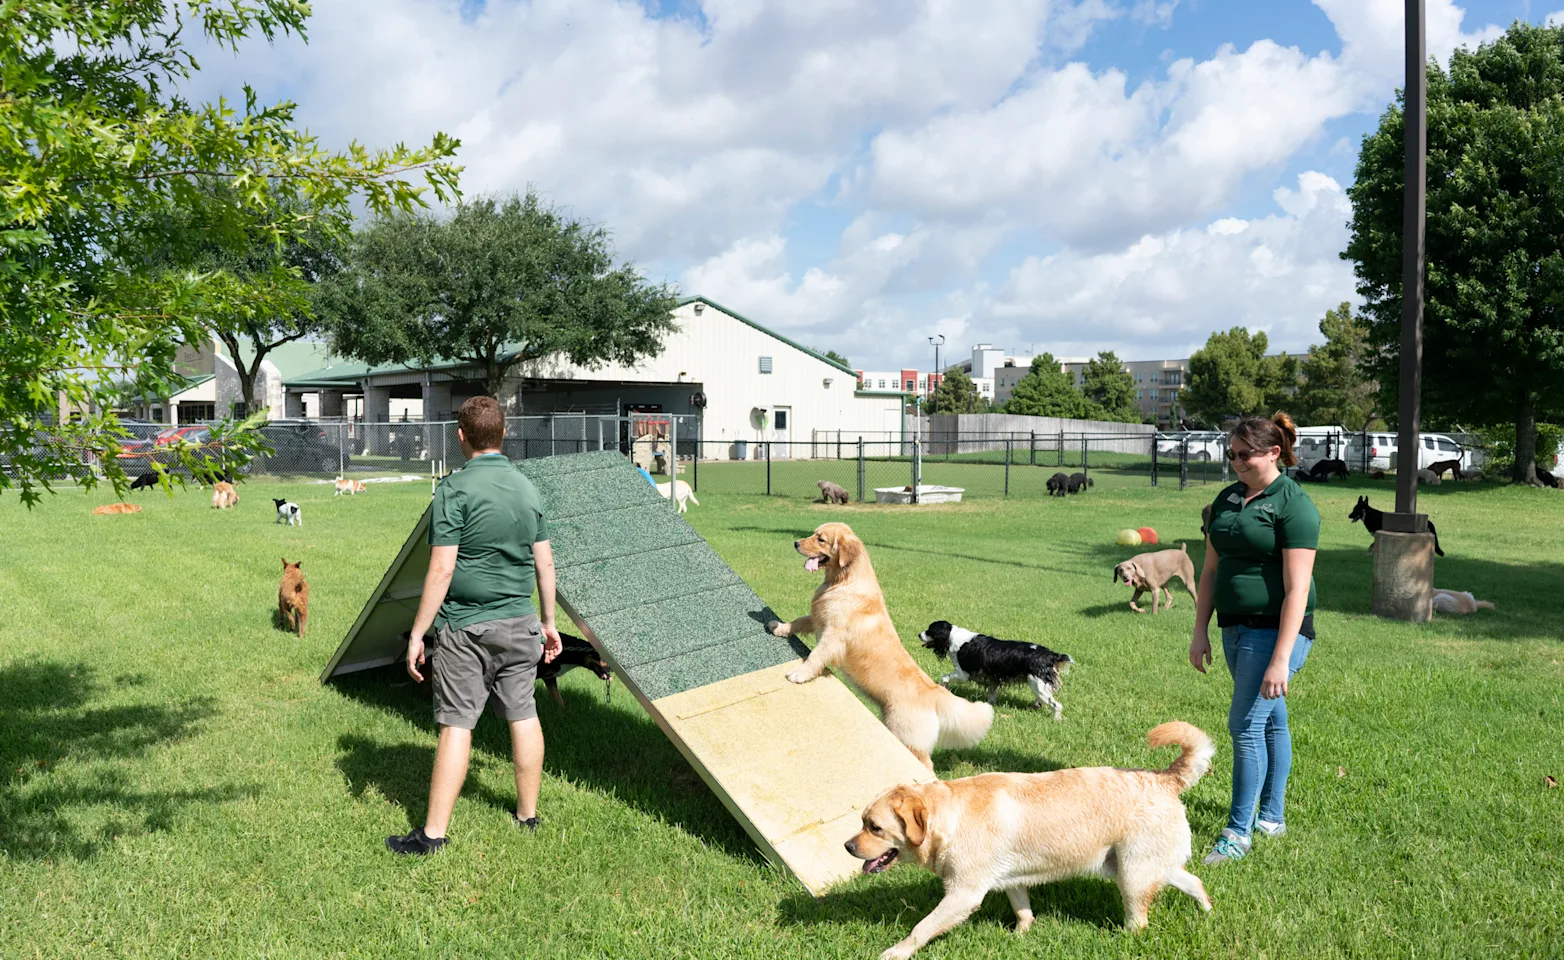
[1,470,1560,959]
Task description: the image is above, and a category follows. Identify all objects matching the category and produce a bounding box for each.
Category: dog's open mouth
[861,849,898,874]
[804,556,823,572]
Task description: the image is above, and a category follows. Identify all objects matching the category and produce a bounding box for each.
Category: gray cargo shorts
[432,614,544,729]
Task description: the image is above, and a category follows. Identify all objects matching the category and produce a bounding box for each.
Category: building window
[759,356,773,374]
[878,379,886,388]
[1166,372,1182,386]
[774,409,788,430]
[905,380,914,390]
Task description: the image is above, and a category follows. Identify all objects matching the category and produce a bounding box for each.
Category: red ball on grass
[1137,526,1159,545]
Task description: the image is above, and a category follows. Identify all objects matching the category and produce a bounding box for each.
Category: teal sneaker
[1254,819,1286,838]
[1202,828,1251,865]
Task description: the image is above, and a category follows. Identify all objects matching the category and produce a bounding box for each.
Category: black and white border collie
[273,498,302,527]
[919,620,1073,719]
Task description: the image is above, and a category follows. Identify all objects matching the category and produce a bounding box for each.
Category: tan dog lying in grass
[767,522,993,768]
[1432,589,1495,614]
[93,502,141,515]
[846,722,1215,959]
[1112,543,1198,613]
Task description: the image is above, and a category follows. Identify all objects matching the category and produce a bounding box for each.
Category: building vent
[759,356,773,374]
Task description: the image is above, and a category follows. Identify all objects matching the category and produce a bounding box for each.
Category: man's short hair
[458,396,505,450]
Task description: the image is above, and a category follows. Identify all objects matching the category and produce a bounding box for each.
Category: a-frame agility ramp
[322,450,934,895]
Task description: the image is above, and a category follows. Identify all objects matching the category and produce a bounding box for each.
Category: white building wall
[529,300,904,444]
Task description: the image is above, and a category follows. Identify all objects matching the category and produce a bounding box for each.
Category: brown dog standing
[1113,543,1198,614]
[212,481,239,509]
[817,479,850,504]
[279,558,309,637]
[767,522,992,768]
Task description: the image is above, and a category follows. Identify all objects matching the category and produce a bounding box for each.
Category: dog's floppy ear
[1113,564,1123,583]
[891,789,927,847]
[1130,561,1146,584]
[833,527,863,568]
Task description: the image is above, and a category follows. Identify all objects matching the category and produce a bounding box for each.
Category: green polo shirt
[428,453,550,630]
[1207,473,1320,618]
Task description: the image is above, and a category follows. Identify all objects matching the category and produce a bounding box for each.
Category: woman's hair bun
[1271,410,1297,443]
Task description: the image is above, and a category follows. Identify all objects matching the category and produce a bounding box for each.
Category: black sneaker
[385,827,447,856]
[512,813,539,832]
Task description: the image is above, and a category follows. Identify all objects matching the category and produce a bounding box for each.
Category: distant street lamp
[927,335,945,408]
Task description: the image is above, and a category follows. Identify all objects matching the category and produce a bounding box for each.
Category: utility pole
[1372,0,1435,622]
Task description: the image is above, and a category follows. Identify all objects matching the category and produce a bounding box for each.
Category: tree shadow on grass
[332,666,762,862]
[0,662,251,861]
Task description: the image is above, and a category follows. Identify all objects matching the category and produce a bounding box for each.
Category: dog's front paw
[766,620,788,637]
[1014,914,1034,936]
[785,667,814,684]
[880,945,916,960]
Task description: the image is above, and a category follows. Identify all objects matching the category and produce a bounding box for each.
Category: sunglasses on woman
[1225,446,1277,462]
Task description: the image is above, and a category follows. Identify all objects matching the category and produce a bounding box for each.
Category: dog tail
[1475,599,1495,610]
[933,689,994,750]
[1149,721,1214,793]
[687,488,699,506]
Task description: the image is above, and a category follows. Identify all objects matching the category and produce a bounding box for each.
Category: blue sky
[191,0,1561,371]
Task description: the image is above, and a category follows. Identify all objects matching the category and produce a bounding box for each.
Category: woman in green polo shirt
[1189,412,1319,865]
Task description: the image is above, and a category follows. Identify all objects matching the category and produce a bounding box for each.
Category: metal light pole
[1372,0,1436,622]
[925,335,944,489]
[1392,0,1426,527]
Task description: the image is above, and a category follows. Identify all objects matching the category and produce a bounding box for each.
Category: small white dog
[272,498,302,527]
[656,479,699,513]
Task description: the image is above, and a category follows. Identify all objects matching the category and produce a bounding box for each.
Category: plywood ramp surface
[325,450,935,894]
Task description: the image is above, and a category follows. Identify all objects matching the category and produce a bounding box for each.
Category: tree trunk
[1514,390,1539,485]
[218,333,258,418]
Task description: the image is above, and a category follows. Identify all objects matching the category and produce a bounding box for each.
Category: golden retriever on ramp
[846,721,1214,959]
[767,522,993,769]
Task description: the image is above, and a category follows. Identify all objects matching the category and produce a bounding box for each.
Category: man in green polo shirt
[386,395,561,856]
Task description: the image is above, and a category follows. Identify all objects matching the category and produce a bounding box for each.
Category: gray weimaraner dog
[1113,542,1199,614]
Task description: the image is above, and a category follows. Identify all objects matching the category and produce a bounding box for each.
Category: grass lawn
[1,471,1560,958]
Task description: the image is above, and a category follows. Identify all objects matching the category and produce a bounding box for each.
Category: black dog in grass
[129,472,159,492]
[1066,472,1093,495]
[1046,472,1068,497]
[1348,496,1445,557]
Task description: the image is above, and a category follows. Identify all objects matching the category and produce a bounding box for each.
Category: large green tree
[124,187,344,416]
[321,192,679,403]
[1,2,460,504]
[1345,22,1564,483]
[928,366,986,414]
[1080,351,1143,423]
[1003,353,1092,418]
[1293,302,1379,430]
[1181,328,1298,427]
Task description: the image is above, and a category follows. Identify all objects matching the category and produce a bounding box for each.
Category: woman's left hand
[1260,662,1289,699]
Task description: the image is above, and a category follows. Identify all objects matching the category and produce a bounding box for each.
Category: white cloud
[173,0,1514,370]
[985,172,1355,359]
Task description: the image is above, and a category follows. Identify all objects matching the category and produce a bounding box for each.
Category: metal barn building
[282,296,906,454]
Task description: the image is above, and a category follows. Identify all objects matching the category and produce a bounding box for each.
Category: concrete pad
[652,663,936,895]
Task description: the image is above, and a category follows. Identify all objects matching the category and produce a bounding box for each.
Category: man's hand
[541,623,562,664]
[406,633,427,682]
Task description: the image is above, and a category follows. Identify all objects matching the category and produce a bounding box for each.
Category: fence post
[857,439,865,503]
[1005,439,1012,496]
[1081,436,1089,477]
[338,422,345,478]
[1179,438,1190,490]
[912,439,920,504]
[1029,431,1036,467]
[1151,434,1159,487]
[1058,431,1064,467]
[766,440,772,496]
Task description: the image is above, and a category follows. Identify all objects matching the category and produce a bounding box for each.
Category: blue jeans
[1221,626,1313,836]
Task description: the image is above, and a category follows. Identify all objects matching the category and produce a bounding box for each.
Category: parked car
[1156,431,1225,461]
[1345,432,1478,472]
[258,421,349,474]
[1294,426,1352,471]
